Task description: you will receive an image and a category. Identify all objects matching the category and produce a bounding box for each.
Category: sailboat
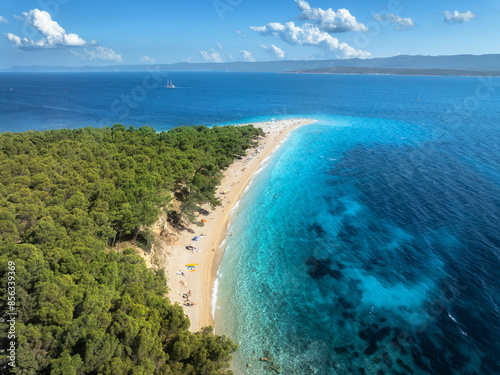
[165,80,175,88]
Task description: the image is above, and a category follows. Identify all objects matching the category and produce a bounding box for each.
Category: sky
[0,0,499,68]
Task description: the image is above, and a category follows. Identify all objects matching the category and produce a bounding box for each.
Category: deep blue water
[1,72,499,374]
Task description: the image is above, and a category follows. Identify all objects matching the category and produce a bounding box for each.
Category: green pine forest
[0,123,265,374]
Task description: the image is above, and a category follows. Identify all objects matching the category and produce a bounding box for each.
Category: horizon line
[2,52,500,70]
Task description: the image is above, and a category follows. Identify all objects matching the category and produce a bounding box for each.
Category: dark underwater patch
[305,256,343,280]
[307,222,327,237]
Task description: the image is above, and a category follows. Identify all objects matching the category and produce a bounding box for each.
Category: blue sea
[1,71,499,374]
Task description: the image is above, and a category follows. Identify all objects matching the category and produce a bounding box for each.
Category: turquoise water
[215,115,499,373]
[215,116,499,374]
[1,72,499,374]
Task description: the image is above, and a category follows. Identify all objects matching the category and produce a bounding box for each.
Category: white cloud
[295,0,367,33]
[69,49,83,58]
[5,9,122,62]
[69,47,122,62]
[7,9,87,49]
[200,49,223,62]
[84,46,122,62]
[443,10,477,24]
[140,55,156,64]
[217,43,223,50]
[0,16,8,24]
[240,50,256,62]
[6,33,21,46]
[260,44,286,59]
[235,30,247,38]
[373,13,416,30]
[251,21,370,59]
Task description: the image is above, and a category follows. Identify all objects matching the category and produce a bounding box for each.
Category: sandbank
[164,118,315,331]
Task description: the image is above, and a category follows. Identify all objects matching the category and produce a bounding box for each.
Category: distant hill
[3,54,500,73]
[317,54,500,72]
[288,66,500,76]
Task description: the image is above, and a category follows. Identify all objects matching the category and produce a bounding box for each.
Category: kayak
[186,263,199,267]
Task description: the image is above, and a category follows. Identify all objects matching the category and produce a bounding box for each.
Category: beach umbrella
[201,219,207,224]
[193,237,199,241]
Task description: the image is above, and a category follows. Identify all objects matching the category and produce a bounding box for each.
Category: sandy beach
[163,118,315,331]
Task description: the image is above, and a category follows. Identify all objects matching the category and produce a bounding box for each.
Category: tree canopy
[0,124,264,374]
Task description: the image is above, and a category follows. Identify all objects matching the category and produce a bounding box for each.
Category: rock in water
[269,363,283,373]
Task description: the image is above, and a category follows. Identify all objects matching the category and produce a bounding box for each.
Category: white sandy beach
[163,118,315,331]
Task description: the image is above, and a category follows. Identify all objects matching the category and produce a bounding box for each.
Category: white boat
[165,80,175,88]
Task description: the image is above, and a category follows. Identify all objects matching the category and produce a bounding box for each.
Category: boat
[165,80,175,88]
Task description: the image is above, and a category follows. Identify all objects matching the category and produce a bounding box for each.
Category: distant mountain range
[3,54,500,74]
[288,66,500,76]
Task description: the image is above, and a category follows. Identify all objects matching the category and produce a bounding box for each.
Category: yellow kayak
[186,264,199,267]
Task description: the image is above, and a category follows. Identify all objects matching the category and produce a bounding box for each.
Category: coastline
[164,118,315,331]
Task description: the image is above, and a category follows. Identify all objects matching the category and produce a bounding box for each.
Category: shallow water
[215,114,499,374]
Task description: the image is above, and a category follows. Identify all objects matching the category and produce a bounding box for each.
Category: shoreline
[164,118,315,331]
